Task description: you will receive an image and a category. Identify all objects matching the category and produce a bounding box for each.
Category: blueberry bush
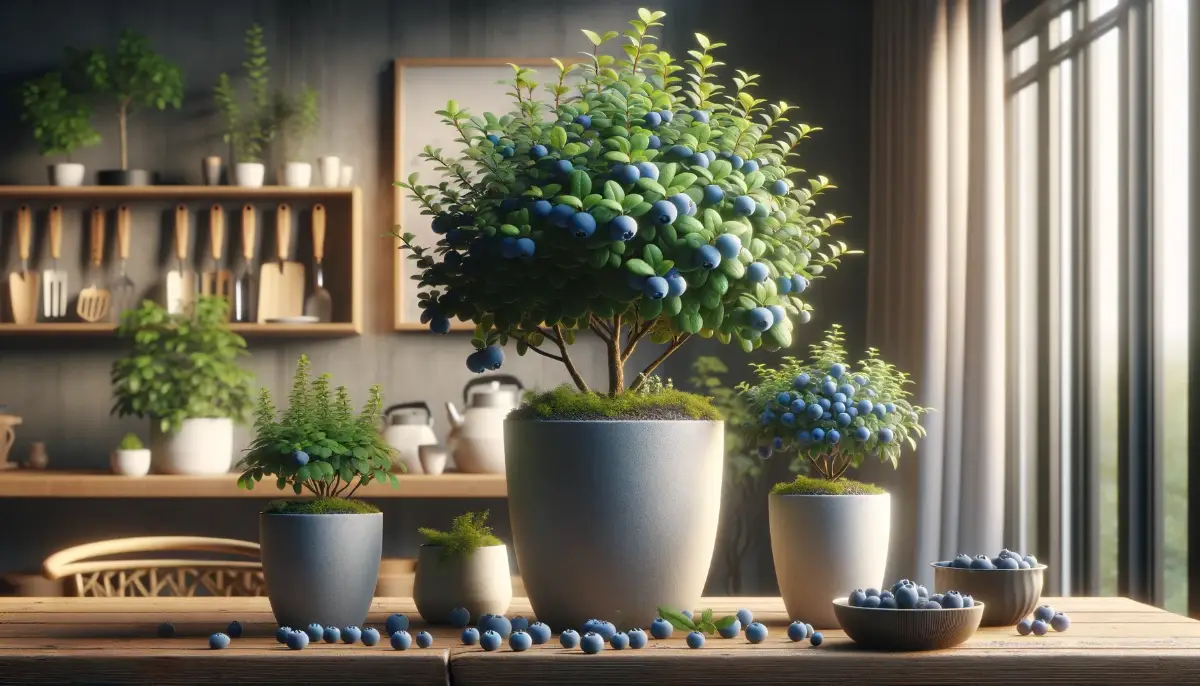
[396,7,855,396]
[740,324,928,480]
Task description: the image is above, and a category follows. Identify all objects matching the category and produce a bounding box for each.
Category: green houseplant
[110,431,150,477]
[740,324,928,628]
[19,71,99,186]
[413,511,513,623]
[111,297,253,474]
[71,29,183,185]
[274,83,319,187]
[238,355,395,630]
[395,7,857,630]
[214,24,275,187]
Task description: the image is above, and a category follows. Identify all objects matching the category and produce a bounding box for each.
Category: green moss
[508,385,722,421]
[771,474,887,496]
[419,511,502,558]
[264,497,381,515]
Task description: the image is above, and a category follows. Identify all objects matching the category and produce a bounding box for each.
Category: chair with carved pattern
[43,536,266,597]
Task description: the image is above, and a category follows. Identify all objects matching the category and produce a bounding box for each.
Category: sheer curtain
[861,0,1007,585]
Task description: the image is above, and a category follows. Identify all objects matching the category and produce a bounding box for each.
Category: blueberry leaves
[656,606,736,635]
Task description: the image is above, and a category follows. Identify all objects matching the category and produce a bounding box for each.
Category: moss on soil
[771,474,887,496]
[264,497,381,515]
[508,385,723,421]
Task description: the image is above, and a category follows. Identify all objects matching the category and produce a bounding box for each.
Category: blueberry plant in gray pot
[237,355,397,630]
[413,510,513,624]
[741,325,928,628]
[395,7,854,630]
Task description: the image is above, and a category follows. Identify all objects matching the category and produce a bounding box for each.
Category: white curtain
[862,0,1007,586]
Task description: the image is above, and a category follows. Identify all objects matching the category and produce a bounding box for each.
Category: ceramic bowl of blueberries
[931,549,1045,627]
[832,583,984,651]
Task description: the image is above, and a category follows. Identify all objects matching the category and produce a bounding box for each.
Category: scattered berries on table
[627,628,647,649]
[390,630,412,650]
[305,624,324,642]
[480,629,502,651]
[342,625,362,644]
[787,621,809,642]
[581,631,605,654]
[1050,612,1071,632]
[416,631,433,649]
[323,626,341,643]
[686,631,706,649]
[286,629,310,650]
[718,618,742,638]
[1017,619,1033,635]
[225,621,242,638]
[745,622,768,644]
[386,614,409,635]
[448,606,470,628]
[1031,619,1049,636]
[1034,605,1055,622]
[157,622,175,638]
[361,627,381,646]
[810,631,824,647]
[509,630,533,652]
[461,627,480,645]
[208,632,230,650]
[275,626,292,644]
[650,617,673,639]
[528,622,551,645]
[560,629,581,649]
[609,631,629,650]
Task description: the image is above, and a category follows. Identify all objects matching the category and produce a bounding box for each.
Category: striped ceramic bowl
[832,598,984,651]
[931,562,1046,627]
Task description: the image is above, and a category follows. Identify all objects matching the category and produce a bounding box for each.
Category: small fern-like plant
[419,510,502,558]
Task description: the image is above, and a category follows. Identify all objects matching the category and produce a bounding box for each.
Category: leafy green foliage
[238,355,397,499]
[509,384,721,421]
[771,473,886,496]
[264,497,381,515]
[395,7,858,396]
[418,510,503,558]
[214,24,275,163]
[117,432,144,451]
[740,324,929,482]
[19,72,99,158]
[111,297,254,434]
[656,606,736,635]
[275,83,319,161]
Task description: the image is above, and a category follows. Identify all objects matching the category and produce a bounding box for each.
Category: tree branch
[628,334,691,392]
[587,314,613,343]
[621,321,651,363]
[607,313,624,395]
[553,323,591,393]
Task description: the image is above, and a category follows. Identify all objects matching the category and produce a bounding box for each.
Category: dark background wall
[0,0,872,594]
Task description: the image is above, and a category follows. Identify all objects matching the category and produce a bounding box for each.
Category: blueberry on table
[951,553,973,569]
[386,613,410,635]
[609,631,629,650]
[1034,605,1056,622]
[390,630,412,650]
[787,621,809,642]
[224,620,242,639]
[286,630,309,650]
[810,632,824,647]
[745,622,768,644]
[323,626,341,643]
[481,614,513,638]
[480,630,502,651]
[1016,619,1033,636]
[275,626,292,644]
[686,631,706,649]
[510,630,533,652]
[157,622,175,638]
[581,632,605,654]
[650,617,674,639]
[717,619,742,638]
[560,629,581,649]
[680,610,694,621]
[528,622,551,645]
[342,625,362,644]
[970,555,996,570]
[848,589,868,607]
[305,624,324,642]
[1050,612,1071,632]
[1031,619,1049,636]
[209,632,230,650]
[361,627,381,646]
[416,631,433,649]
[461,627,480,645]
[628,628,647,649]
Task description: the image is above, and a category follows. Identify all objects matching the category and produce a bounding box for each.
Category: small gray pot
[506,419,724,631]
[260,512,382,629]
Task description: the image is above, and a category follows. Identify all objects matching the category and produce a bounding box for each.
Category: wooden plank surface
[0,322,359,337]
[0,472,507,498]
[0,186,358,199]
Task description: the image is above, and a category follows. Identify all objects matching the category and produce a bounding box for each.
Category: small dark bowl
[832,598,984,651]
[931,562,1046,627]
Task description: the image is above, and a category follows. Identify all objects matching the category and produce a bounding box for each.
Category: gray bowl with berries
[931,549,1046,627]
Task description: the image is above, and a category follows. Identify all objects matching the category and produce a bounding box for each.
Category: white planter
[769,492,891,629]
[317,156,340,187]
[413,544,512,624]
[235,162,265,188]
[149,418,234,475]
[49,163,85,187]
[281,161,312,188]
[338,165,354,187]
[110,449,151,477]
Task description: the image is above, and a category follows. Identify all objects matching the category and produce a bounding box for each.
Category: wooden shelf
[0,322,360,338]
[0,186,357,200]
[0,471,506,498]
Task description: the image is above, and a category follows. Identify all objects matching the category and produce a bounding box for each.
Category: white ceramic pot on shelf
[149,417,234,475]
[49,163,85,187]
[317,156,340,187]
[110,449,151,477]
[413,543,512,624]
[281,162,312,188]
[235,162,266,188]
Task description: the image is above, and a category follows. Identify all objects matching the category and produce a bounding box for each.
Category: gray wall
[0,0,872,593]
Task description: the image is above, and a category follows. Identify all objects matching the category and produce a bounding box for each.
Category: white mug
[317,156,341,188]
[339,165,354,187]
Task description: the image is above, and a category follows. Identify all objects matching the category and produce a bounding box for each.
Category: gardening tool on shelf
[200,204,234,307]
[166,204,196,314]
[232,204,255,323]
[8,205,38,324]
[110,205,136,321]
[304,203,333,322]
[42,205,67,319]
[76,206,111,323]
[256,203,305,322]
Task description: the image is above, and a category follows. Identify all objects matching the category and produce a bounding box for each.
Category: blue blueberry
[480,630,502,651]
[795,430,812,444]
[742,159,760,174]
[509,630,532,651]
[362,627,381,646]
[855,400,873,415]
[665,272,688,297]
[609,215,638,241]
[531,144,548,158]
[885,402,897,413]
[941,591,964,609]
[1031,619,1049,636]
[659,109,673,122]
[810,631,824,646]
[950,553,973,569]
[575,114,592,129]
[157,622,175,638]
[853,426,870,441]
[628,627,647,649]
[745,622,768,644]
[848,589,868,607]
[970,555,996,570]
[550,203,575,228]
[776,275,792,294]
[772,436,784,450]
[861,595,882,608]
[304,623,324,642]
[486,134,500,145]
[775,392,792,406]
[1050,612,1070,632]
[686,631,705,649]
[1024,554,1039,566]
[878,428,894,443]
[704,184,725,205]
[650,200,678,225]
[644,111,662,128]
[1034,605,1055,622]
[715,233,741,259]
[515,237,535,258]
[209,632,230,650]
[805,403,823,420]
[609,631,629,649]
[690,109,710,123]
[687,152,709,168]
[792,274,808,293]
[286,630,309,650]
[553,159,574,176]
[528,622,551,644]
[647,134,661,149]
[415,631,433,648]
[581,631,605,654]
[480,614,513,638]
[448,606,470,627]
[614,164,641,185]
[560,629,581,648]
[756,443,771,457]
[760,410,776,425]
[780,412,796,427]
[793,373,811,390]
[878,591,898,609]
[1016,618,1033,635]
[322,626,341,643]
[770,179,789,195]
[275,626,292,644]
[811,427,825,442]
[499,145,514,157]
[787,621,809,642]
[342,625,362,644]
[894,584,920,609]
[390,630,412,650]
[531,200,553,219]
[292,450,309,467]
[919,600,943,610]
[696,244,722,270]
[500,236,521,259]
[718,618,742,638]
[998,549,1022,561]
[930,594,945,605]
[733,195,755,216]
[669,145,694,159]
[746,261,770,283]
[962,595,975,608]
[839,383,855,397]
[729,154,744,169]
[872,404,887,419]
[221,620,242,639]
[822,412,832,420]
[821,381,838,396]
[833,395,847,407]
[571,211,597,238]
[836,412,852,427]
[826,429,841,443]
[748,307,775,332]
[636,161,659,180]
[643,276,669,300]
[916,585,929,598]
[650,618,673,639]
[461,627,480,645]
[509,616,530,633]
[994,556,1020,570]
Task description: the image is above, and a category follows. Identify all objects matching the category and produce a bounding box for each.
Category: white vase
[110,449,151,477]
[414,544,512,624]
[49,163,85,187]
[149,417,234,475]
[281,161,312,188]
[317,156,340,187]
[338,165,354,187]
[235,162,266,188]
[769,492,891,629]
[202,156,222,185]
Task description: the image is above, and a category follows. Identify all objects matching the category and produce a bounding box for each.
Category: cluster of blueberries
[1017,605,1071,636]
[935,549,1040,570]
[847,580,976,611]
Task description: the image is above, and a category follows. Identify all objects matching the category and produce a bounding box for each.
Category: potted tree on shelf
[274,84,319,187]
[413,510,513,624]
[237,355,397,630]
[71,30,184,185]
[19,72,99,187]
[395,7,855,630]
[110,432,150,477]
[214,24,275,188]
[740,324,928,628]
[111,297,254,475]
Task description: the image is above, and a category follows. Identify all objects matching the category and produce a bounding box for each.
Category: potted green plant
[237,355,397,630]
[413,510,512,624]
[274,84,319,187]
[71,30,183,185]
[19,72,99,186]
[741,324,928,628]
[110,432,150,477]
[214,24,275,188]
[111,297,254,474]
[395,8,855,630]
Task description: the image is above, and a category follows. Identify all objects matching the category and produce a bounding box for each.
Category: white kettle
[446,375,524,474]
[382,402,437,474]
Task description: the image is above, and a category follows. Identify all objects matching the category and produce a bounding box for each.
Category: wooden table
[0,596,1197,684]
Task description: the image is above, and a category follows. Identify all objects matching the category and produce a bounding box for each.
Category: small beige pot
[413,543,511,624]
[110,449,151,477]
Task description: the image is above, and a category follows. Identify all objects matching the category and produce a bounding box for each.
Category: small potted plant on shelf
[109,432,150,477]
[413,510,512,624]
[237,355,397,630]
[274,84,319,187]
[740,324,928,628]
[111,297,254,475]
[70,30,183,185]
[19,72,99,186]
[214,24,275,188]
[395,7,856,630]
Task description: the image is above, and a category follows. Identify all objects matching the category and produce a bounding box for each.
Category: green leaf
[570,170,592,198]
[636,178,667,196]
[657,607,696,632]
[556,195,583,210]
[624,258,655,276]
[582,29,603,46]
[550,126,568,150]
[643,244,663,266]
[603,180,626,203]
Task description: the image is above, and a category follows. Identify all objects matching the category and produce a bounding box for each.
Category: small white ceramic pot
[202,156,222,185]
[149,417,234,475]
[418,444,448,476]
[110,449,151,477]
[235,162,266,188]
[49,163,85,187]
[413,543,512,624]
[317,156,340,187]
[338,165,353,187]
[281,161,312,188]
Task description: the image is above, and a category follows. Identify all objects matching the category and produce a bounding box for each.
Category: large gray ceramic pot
[260,512,383,629]
[506,419,723,631]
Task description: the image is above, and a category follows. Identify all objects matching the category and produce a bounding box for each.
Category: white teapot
[445,375,523,474]
[381,402,437,474]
